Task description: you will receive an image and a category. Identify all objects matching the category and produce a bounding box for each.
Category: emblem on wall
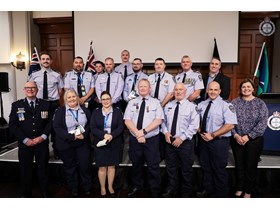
[259,17,275,37]
[267,111,280,131]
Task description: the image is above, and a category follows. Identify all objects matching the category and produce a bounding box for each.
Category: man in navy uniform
[123,58,148,102]
[28,52,63,158]
[197,81,237,198]
[64,56,95,111]
[161,82,199,197]
[9,81,52,198]
[95,57,124,108]
[124,79,164,198]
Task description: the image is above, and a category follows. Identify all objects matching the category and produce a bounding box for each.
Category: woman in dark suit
[90,91,124,197]
[53,89,92,197]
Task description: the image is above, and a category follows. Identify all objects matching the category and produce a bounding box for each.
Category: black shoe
[151,191,160,198]
[128,187,139,197]
[196,190,210,198]
[109,192,116,198]
[41,191,51,198]
[85,191,91,196]
[71,190,78,197]
[162,190,175,198]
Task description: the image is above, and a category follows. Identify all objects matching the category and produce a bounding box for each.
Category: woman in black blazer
[90,91,124,197]
[53,89,92,197]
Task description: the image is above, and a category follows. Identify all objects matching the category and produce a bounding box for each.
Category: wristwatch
[143,129,148,135]
[211,132,216,138]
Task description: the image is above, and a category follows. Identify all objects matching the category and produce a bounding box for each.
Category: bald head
[174,82,187,101]
[207,81,221,100]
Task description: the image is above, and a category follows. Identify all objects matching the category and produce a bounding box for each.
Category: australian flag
[84,41,96,74]
[28,46,41,75]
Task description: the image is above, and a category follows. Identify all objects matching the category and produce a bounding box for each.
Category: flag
[84,41,96,73]
[212,38,222,73]
[213,37,220,60]
[254,42,271,96]
[28,46,40,75]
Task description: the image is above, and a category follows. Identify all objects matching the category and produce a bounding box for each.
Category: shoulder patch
[198,74,202,81]
[228,104,235,113]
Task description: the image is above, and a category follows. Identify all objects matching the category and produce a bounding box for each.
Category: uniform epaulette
[31,69,41,74]
[223,99,230,103]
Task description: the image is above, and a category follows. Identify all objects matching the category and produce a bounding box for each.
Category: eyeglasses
[24,87,37,90]
[101,98,111,101]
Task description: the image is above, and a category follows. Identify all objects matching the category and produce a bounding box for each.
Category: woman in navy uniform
[9,82,52,198]
[90,91,124,197]
[53,89,92,197]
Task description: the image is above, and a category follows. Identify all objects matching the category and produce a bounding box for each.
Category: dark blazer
[200,72,231,101]
[53,105,91,151]
[90,107,124,144]
[9,98,51,147]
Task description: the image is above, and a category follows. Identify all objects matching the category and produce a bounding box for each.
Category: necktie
[77,72,82,97]
[124,65,128,80]
[154,74,161,99]
[182,73,186,83]
[106,73,110,93]
[200,101,212,133]
[171,101,180,136]
[30,101,35,113]
[131,74,138,92]
[137,98,146,130]
[43,71,48,100]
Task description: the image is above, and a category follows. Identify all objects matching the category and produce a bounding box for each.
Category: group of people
[8,50,269,198]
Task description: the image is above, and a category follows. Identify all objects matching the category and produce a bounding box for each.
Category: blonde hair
[64,89,79,105]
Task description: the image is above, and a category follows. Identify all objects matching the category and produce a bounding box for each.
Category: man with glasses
[123,58,148,102]
[9,81,52,198]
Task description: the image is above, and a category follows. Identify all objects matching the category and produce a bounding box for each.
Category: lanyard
[104,113,111,128]
[69,109,79,123]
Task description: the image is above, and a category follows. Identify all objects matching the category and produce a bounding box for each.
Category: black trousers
[128,135,161,193]
[58,143,92,192]
[49,100,60,153]
[18,142,49,197]
[165,138,195,195]
[230,136,263,194]
[199,137,230,198]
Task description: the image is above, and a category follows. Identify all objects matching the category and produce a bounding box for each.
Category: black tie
[201,101,212,133]
[124,65,128,80]
[137,98,146,130]
[182,73,186,83]
[106,73,110,93]
[171,101,180,136]
[30,101,35,113]
[77,72,82,97]
[131,74,138,92]
[43,71,48,100]
[154,74,161,99]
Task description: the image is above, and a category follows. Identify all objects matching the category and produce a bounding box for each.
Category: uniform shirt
[124,95,164,138]
[175,69,204,99]
[65,104,88,133]
[95,70,124,104]
[198,96,237,137]
[162,98,200,141]
[123,71,148,101]
[231,97,268,139]
[148,72,175,103]
[28,68,64,101]
[102,107,113,134]
[115,62,133,78]
[64,70,94,99]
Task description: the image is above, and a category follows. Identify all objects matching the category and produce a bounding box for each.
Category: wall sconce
[11,52,26,70]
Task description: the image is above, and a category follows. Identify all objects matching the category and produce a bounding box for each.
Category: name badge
[41,111,48,119]
[81,85,87,97]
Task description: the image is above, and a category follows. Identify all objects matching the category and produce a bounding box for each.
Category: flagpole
[253,42,266,82]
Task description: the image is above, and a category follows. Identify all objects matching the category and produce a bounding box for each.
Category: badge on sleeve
[228,105,235,113]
